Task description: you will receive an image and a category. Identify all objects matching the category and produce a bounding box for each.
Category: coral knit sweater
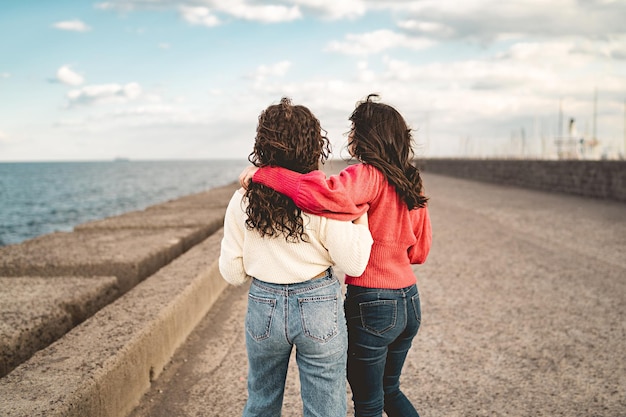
[253,163,432,289]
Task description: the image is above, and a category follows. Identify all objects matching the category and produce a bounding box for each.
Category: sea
[0,160,250,247]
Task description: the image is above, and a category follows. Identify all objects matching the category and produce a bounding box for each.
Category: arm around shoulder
[253,164,376,220]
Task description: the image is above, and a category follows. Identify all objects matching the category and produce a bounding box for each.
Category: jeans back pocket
[246,294,276,341]
[359,300,397,335]
[298,295,339,343]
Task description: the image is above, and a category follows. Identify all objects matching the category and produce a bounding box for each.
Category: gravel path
[130,172,626,417]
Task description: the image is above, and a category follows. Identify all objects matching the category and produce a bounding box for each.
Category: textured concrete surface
[0,276,119,378]
[129,173,626,417]
[145,182,239,211]
[0,230,228,417]
[75,207,224,232]
[0,227,203,293]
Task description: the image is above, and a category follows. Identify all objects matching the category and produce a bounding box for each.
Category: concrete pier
[129,172,626,417]
[1,161,625,416]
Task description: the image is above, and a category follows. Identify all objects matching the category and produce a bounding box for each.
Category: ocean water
[0,160,250,247]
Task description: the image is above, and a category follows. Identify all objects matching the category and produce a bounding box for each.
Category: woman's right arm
[252,164,379,221]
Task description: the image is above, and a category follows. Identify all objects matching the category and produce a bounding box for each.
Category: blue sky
[1,0,625,161]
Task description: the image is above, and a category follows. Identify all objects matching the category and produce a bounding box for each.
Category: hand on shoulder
[239,166,259,189]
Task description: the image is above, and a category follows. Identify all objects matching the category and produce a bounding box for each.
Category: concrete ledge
[75,207,224,237]
[0,276,119,378]
[146,182,239,211]
[0,227,204,293]
[419,159,626,202]
[0,229,228,417]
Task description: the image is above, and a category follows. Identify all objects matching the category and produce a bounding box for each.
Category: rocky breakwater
[0,182,238,417]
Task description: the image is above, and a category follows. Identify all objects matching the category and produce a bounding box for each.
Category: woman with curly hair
[239,94,432,417]
[219,97,373,417]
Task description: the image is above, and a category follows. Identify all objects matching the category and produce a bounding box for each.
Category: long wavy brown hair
[348,94,428,209]
[246,97,331,242]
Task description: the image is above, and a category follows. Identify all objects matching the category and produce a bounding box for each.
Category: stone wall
[418,159,626,203]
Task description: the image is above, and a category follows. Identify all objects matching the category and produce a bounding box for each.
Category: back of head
[250,97,329,173]
[349,95,412,167]
[349,94,428,209]
[246,97,330,241]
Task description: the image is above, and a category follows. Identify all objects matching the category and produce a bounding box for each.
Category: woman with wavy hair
[219,97,373,417]
[240,94,432,417]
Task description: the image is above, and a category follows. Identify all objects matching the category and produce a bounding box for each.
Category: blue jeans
[345,284,421,417]
[243,269,348,417]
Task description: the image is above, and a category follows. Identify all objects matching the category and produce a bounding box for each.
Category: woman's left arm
[407,206,432,264]
[218,191,251,286]
[322,216,373,277]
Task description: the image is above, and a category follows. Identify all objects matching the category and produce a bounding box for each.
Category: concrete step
[0,182,238,378]
[0,228,228,417]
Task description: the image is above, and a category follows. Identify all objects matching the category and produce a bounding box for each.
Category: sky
[1,0,625,162]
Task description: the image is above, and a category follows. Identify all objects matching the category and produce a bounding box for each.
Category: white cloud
[290,0,365,19]
[11,0,621,160]
[356,61,375,83]
[326,29,434,55]
[241,32,625,158]
[52,20,91,32]
[179,6,220,27]
[67,82,142,106]
[394,0,626,42]
[95,2,123,11]
[96,0,345,23]
[90,0,370,19]
[158,42,171,49]
[217,1,301,23]
[397,20,454,38]
[92,0,626,37]
[607,38,626,60]
[56,65,85,86]
[250,61,292,82]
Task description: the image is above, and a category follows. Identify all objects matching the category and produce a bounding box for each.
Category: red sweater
[253,163,432,289]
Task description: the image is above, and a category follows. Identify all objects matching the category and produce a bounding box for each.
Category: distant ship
[113,157,130,162]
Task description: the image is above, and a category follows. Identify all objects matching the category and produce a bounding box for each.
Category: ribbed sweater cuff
[253,166,301,200]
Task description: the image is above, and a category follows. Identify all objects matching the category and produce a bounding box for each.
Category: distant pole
[593,88,597,141]
[558,98,563,138]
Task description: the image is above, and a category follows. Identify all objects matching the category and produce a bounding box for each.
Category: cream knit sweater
[219,189,373,286]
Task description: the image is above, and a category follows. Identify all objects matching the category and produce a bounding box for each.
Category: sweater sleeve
[407,206,432,265]
[252,164,377,221]
[218,191,252,286]
[321,218,373,277]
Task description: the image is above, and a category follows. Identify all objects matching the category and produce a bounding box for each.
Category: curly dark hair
[246,97,331,242]
[348,94,428,209]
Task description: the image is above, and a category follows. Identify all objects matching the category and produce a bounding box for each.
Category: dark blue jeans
[345,284,421,417]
